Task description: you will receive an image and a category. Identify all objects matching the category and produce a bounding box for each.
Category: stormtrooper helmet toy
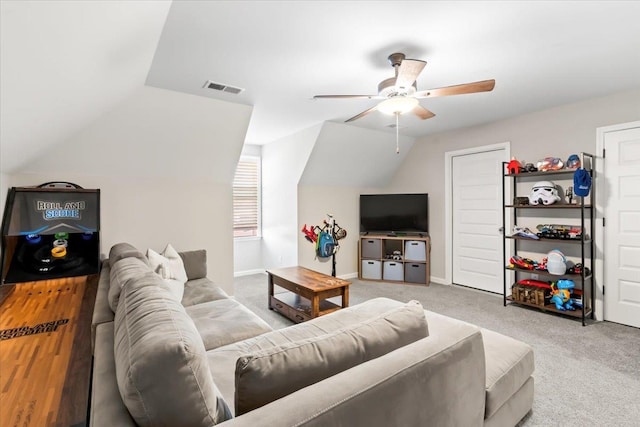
[529,181,561,205]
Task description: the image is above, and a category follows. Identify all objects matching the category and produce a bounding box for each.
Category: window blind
[233,157,260,238]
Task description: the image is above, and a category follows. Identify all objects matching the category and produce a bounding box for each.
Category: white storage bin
[361,260,382,280]
[383,261,404,281]
[404,240,426,261]
[361,238,382,259]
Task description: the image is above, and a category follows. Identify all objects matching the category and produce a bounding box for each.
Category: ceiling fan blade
[414,79,496,98]
[313,94,380,99]
[395,59,427,90]
[412,105,435,120]
[345,105,379,122]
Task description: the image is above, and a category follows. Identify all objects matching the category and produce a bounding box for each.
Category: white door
[452,149,505,293]
[603,126,640,328]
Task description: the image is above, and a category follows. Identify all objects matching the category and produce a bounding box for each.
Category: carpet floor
[234,273,640,427]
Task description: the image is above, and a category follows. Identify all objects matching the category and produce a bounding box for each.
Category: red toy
[509,255,536,270]
[301,224,318,243]
[506,158,522,175]
[516,279,552,289]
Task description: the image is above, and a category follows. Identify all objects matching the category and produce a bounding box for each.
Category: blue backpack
[316,231,336,258]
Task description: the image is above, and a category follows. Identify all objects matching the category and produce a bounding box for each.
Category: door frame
[444,142,511,285]
[595,120,640,322]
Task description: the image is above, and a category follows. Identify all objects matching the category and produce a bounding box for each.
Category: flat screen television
[360,193,428,234]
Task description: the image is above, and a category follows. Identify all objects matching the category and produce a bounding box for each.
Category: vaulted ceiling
[2,1,640,173]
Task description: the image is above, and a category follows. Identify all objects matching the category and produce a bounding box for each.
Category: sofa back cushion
[109,242,149,266]
[234,300,429,415]
[114,274,231,426]
[179,249,207,280]
[108,257,152,313]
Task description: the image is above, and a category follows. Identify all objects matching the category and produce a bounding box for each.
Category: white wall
[297,185,377,278]
[7,173,232,284]
[296,122,416,277]
[261,125,319,270]
[8,86,252,294]
[387,88,640,283]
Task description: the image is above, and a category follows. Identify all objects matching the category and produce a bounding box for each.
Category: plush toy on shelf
[549,280,581,311]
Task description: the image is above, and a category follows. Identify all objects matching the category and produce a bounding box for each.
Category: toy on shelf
[509,255,537,270]
[506,158,522,175]
[546,249,567,275]
[565,154,581,169]
[529,181,561,205]
[536,157,564,171]
[536,224,583,240]
[549,280,582,311]
[512,226,539,240]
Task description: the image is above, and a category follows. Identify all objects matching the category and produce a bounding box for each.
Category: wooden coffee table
[267,266,351,323]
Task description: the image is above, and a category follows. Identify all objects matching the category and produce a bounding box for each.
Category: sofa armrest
[179,249,207,280]
[219,326,486,427]
[90,322,136,427]
[91,262,114,354]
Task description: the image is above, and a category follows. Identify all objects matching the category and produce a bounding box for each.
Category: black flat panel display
[360,193,428,234]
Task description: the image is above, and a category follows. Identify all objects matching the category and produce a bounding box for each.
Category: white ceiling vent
[203,80,244,94]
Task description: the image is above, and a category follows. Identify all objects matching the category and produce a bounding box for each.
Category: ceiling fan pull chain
[395,112,400,154]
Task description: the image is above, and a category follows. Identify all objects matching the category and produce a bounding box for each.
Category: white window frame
[233,155,262,239]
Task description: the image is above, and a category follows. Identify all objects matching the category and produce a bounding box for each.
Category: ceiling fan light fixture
[377,96,419,115]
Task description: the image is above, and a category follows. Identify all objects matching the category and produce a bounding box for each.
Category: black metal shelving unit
[502,153,595,326]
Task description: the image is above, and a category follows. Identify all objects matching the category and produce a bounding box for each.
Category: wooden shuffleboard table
[0,275,97,427]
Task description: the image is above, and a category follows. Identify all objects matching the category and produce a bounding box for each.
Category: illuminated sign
[36,200,86,220]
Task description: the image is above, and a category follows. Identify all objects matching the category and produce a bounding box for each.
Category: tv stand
[359,234,430,285]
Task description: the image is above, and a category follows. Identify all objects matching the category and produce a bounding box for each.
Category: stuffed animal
[392,250,402,261]
[549,280,580,311]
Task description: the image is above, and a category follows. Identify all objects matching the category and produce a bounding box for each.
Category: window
[233,156,261,238]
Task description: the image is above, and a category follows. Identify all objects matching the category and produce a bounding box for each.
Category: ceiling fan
[313,52,496,123]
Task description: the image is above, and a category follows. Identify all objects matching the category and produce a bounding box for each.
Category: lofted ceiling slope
[0,0,171,173]
[299,122,415,188]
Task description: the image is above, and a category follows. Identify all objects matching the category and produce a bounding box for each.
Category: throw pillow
[234,300,429,415]
[147,244,188,283]
[147,244,188,302]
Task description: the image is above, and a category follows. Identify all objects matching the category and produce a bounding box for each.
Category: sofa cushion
[234,300,429,415]
[109,242,149,266]
[114,273,231,427]
[179,249,207,280]
[182,278,230,307]
[206,297,408,407]
[185,299,272,351]
[108,257,152,312]
[482,328,535,418]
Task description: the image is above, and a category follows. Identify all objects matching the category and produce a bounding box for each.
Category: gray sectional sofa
[90,242,535,427]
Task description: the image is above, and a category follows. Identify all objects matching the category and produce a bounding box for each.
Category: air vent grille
[203,80,244,94]
[386,123,406,129]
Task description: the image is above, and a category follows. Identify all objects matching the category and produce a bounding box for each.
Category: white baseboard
[339,272,358,280]
[234,269,267,277]
[430,276,447,285]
